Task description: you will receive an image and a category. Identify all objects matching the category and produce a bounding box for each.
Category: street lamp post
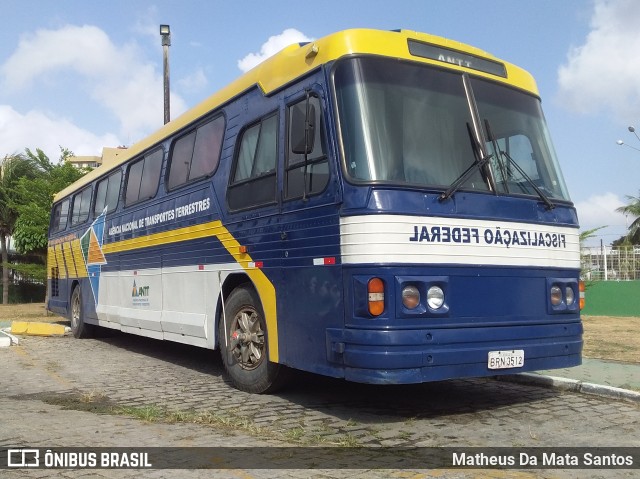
[616,125,640,152]
[160,24,171,125]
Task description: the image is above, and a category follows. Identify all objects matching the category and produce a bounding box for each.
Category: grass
[283,427,305,442]
[117,404,166,422]
[79,390,107,403]
[0,303,58,323]
[581,315,640,363]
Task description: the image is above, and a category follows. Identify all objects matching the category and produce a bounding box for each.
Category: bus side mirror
[291,102,316,155]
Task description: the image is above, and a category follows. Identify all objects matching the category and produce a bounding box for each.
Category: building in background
[68,146,127,169]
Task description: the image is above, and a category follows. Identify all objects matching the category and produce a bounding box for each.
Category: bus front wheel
[70,285,94,339]
[219,285,288,394]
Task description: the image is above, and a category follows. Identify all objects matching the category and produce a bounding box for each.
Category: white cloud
[0,24,187,141]
[557,0,640,118]
[2,25,118,88]
[237,28,313,73]
[574,192,627,229]
[177,67,208,93]
[0,105,120,159]
[132,7,161,43]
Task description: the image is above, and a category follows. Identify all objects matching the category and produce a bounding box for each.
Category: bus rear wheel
[70,285,94,339]
[219,285,288,393]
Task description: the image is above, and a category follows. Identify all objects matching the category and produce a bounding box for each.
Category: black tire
[219,285,288,393]
[70,285,94,339]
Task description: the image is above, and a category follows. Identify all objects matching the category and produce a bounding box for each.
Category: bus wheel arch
[69,282,94,339]
[216,273,251,348]
[218,279,288,393]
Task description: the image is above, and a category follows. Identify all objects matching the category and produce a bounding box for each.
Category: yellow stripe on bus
[47,246,56,279]
[54,244,67,279]
[215,226,279,363]
[62,241,78,278]
[103,221,279,362]
[71,239,88,278]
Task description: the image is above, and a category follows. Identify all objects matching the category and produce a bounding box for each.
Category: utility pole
[160,25,171,125]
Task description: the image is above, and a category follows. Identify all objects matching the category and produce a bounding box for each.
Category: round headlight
[550,285,562,306]
[426,286,444,310]
[565,286,575,306]
[402,285,420,309]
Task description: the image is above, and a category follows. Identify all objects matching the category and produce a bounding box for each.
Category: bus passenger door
[278,87,344,371]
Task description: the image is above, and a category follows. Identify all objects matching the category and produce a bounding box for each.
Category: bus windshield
[334,57,570,201]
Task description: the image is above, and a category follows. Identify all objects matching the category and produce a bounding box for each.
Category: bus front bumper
[325,321,583,384]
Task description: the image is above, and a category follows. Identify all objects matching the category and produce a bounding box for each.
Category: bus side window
[285,95,329,199]
[70,186,92,226]
[125,149,163,206]
[94,170,122,216]
[190,116,224,180]
[166,115,225,191]
[168,131,196,190]
[51,198,70,233]
[227,113,278,211]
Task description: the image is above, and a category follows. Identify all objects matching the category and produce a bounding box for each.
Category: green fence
[0,282,46,304]
[582,281,640,317]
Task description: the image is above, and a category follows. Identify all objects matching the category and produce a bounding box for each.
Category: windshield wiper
[484,119,555,210]
[439,122,492,202]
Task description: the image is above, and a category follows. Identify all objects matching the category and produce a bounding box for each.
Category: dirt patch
[22,391,115,414]
[582,315,639,363]
[0,303,65,324]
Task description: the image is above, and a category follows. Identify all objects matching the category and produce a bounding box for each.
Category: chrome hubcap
[228,307,265,370]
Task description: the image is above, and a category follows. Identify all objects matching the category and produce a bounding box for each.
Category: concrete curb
[496,372,640,403]
[9,321,68,337]
[0,329,19,346]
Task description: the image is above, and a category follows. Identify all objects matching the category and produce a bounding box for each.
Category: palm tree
[616,190,640,243]
[0,153,40,304]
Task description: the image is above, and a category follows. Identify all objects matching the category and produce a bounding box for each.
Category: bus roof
[54,28,538,202]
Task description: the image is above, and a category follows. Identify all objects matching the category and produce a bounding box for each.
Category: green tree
[0,153,40,304]
[11,149,87,289]
[1,147,87,304]
[615,190,640,245]
[12,148,86,258]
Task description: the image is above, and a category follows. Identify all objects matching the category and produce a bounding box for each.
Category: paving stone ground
[1,333,639,478]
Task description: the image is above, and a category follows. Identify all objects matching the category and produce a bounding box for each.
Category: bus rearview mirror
[291,103,316,155]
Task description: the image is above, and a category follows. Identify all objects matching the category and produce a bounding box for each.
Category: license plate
[488,350,524,370]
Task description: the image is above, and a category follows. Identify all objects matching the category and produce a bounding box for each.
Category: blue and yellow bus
[48,29,583,393]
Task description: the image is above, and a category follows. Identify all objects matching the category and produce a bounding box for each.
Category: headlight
[565,286,575,306]
[402,285,420,309]
[550,285,562,306]
[426,286,444,310]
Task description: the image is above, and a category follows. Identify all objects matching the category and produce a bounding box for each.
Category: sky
[1,0,639,247]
